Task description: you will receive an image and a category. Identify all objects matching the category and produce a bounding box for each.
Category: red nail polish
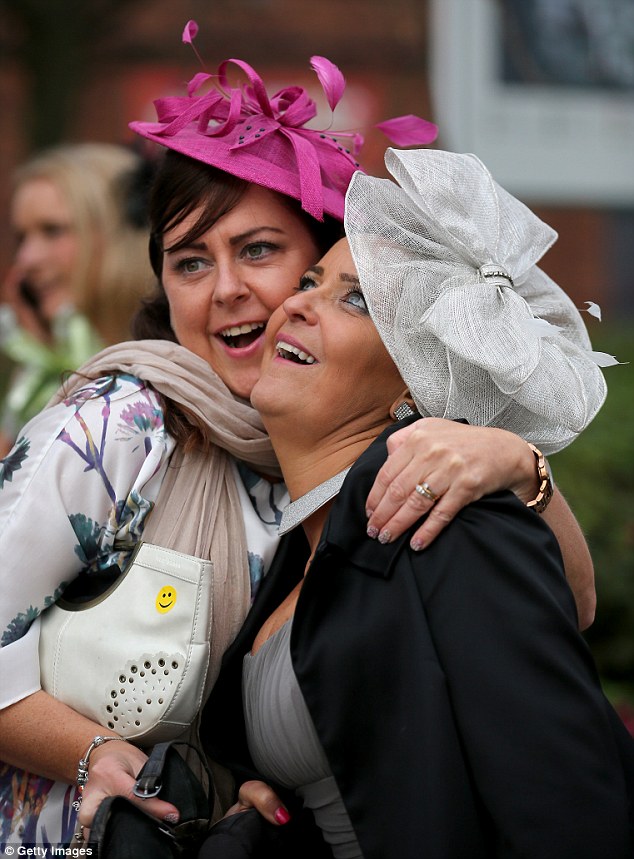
[274,807,291,824]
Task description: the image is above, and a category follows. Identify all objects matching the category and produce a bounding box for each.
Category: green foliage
[0,355,12,406]
[550,325,634,702]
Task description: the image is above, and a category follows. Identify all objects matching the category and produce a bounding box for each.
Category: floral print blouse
[0,372,287,848]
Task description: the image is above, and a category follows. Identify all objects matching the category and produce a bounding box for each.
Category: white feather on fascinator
[344,148,613,454]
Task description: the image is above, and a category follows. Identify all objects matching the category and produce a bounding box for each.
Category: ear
[389,389,417,421]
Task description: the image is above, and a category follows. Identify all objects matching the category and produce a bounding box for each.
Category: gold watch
[526,443,553,514]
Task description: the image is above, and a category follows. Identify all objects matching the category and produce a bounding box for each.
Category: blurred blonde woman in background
[0,143,156,454]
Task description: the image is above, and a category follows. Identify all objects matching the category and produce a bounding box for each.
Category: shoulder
[0,373,171,502]
[322,417,563,586]
[58,373,159,407]
[46,373,165,436]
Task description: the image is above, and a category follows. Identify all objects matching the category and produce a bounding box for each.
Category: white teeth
[220,322,265,337]
[276,341,316,364]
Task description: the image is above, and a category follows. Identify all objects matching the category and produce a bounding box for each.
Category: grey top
[243,620,362,858]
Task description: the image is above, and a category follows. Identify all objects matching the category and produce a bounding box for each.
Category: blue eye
[297,274,318,292]
[343,288,368,312]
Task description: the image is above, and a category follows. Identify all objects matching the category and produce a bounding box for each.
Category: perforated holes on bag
[103,652,185,737]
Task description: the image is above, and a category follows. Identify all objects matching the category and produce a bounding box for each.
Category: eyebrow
[164,226,285,254]
[164,239,205,254]
[305,265,361,287]
[229,226,285,247]
[340,273,361,287]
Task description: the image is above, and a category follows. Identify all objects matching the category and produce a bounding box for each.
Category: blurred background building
[0,0,632,716]
[1,0,633,317]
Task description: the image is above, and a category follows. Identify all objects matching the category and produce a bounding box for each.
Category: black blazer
[203,421,634,858]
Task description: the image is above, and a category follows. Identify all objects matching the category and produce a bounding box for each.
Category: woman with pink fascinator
[0,22,599,850]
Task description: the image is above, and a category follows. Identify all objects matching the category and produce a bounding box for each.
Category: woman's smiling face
[252,238,404,434]
[161,184,322,400]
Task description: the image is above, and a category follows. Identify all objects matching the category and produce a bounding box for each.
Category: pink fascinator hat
[130,20,438,222]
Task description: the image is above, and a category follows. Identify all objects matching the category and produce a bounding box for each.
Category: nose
[281,288,318,323]
[212,262,250,306]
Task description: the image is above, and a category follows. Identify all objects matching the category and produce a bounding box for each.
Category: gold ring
[415,482,439,502]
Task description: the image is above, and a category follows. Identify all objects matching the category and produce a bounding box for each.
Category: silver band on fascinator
[344,148,610,454]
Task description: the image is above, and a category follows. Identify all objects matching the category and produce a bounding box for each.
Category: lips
[275,338,317,365]
[218,321,265,349]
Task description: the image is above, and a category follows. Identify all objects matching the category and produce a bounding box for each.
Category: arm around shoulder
[363,419,595,629]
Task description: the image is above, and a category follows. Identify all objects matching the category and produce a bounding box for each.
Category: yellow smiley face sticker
[156,586,177,614]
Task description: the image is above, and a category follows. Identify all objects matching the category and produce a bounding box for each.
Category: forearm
[492,438,596,628]
[542,488,595,630]
[0,689,180,826]
[0,689,118,783]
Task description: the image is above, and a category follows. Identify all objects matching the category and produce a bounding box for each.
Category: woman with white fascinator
[198,148,632,858]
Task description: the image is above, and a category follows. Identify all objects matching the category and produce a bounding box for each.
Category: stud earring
[393,401,416,421]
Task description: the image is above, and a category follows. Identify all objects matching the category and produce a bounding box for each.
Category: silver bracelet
[77,735,128,787]
[73,735,128,843]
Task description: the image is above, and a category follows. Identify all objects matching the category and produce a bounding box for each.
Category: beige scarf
[49,339,280,695]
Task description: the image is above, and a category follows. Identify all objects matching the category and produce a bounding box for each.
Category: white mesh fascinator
[344,148,609,454]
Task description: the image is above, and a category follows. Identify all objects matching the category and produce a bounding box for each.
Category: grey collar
[278,468,351,535]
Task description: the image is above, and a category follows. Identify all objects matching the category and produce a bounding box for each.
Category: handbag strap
[134,742,174,798]
[133,741,215,822]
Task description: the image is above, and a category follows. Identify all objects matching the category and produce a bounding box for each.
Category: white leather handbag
[39,543,212,744]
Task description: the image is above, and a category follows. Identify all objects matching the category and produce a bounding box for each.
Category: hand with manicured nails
[224,780,291,826]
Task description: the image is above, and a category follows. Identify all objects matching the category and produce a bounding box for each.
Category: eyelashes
[296,274,317,292]
[168,240,283,276]
[342,286,368,312]
[294,276,368,312]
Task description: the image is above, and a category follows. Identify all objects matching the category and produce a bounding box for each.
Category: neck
[275,429,380,500]
[269,417,394,553]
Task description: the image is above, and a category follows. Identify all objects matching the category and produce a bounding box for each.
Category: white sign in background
[430,0,634,207]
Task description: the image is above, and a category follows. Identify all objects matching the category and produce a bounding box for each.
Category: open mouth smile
[219,322,265,349]
[276,340,317,365]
